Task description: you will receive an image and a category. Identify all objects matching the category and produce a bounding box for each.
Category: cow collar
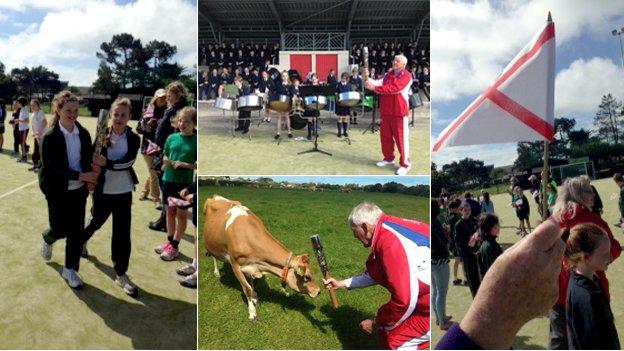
[280,251,293,282]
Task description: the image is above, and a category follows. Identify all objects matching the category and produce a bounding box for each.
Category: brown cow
[203,195,321,320]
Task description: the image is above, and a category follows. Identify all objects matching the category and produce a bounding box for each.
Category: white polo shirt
[18,107,29,131]
[31,110,47,137]
[103,131,134,195]
[59,123,83,191]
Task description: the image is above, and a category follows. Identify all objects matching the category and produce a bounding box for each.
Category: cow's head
[284,254,320,298]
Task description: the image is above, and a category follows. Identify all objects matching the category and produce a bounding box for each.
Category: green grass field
[0,116,196,349]
[197,100,430,175]
[432,177,624,349]
[198,185,429,349]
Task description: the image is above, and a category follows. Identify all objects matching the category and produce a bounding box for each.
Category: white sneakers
[396,166,411,176]
[40,239,53,261]
[116,274,138,297]
[376,160,411,175]
[376,160,394,168]
[62,267,84,289]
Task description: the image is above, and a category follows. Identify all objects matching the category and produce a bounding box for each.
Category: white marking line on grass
[0,180,38,200]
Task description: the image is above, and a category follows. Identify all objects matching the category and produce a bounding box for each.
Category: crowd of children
[433,174,624,349]
[1,81,198,294]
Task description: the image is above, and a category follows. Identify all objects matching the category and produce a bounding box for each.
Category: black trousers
[43,186,88,271]
[461,253,481,298]
[84,192,132,276]
[12,125,19,153]
[32,138,41,165]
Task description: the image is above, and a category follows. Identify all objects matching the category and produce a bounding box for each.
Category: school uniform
[477,235,502,280]
[83,126,140,277]
[0,106,5,136]
[39,121,93,271]
[335,82,352,136]
[257,78,274,94]
[327,74,338,86]
[566,272,620,350]
[236,84,251,133]
[12,108,20,153]
[30,109,47,166]
[454,217,480,297]
[513,194,530,221]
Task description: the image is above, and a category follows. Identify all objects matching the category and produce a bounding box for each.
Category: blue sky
[0,0,196,86]
[243,176,429,186]
[432,0,624,168]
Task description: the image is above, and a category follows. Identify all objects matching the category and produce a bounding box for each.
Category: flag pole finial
[547,11,552,22]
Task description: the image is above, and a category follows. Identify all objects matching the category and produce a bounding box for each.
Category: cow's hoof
[248,315,257,322]
[213,271,221,278]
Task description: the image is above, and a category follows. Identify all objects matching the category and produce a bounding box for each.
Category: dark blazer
[93,126,140,194]
[39,121,93,197]
[155,100,187,148]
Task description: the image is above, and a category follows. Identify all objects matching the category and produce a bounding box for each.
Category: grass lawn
[0,115,196,349]
[197,100,430,176]
[198,185,429,349]
[432,177,624,349]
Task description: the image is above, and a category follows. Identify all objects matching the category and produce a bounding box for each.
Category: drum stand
[298,116,332,157]
[363,95,378,134]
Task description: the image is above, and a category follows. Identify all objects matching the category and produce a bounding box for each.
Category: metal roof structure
[199,0,429,46]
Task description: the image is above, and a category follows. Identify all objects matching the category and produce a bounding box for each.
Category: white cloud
[432,0,624,102]
[555,57,624,117]
[0,0,197,86]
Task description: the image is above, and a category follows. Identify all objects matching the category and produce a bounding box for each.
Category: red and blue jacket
[367,214,430,333]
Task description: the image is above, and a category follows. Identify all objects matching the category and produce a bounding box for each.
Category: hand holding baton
[311,234,339,308]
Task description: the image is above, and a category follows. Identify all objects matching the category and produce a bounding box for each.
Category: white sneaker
[396,166,411,175]
[61,267,84,289]
[115,274,138,297]
[376,160,394,168]
[40,238,53,261]
[179,272,197,288]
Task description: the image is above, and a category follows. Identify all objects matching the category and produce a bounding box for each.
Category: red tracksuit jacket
[373,69,412,117]
[367,214,430,349]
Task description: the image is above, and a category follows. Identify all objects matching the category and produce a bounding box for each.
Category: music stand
[298,85,332,157]
[362,90,378,134]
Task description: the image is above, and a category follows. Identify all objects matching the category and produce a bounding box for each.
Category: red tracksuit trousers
[378,314,430,350]
[380,115,410,168]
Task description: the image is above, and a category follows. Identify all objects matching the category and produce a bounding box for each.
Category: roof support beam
[199,10,221,43]
[267,0,284,34]
[345,0,359,43]
[285,0,351,29]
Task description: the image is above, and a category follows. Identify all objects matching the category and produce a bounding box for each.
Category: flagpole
[541,11,553,222]
[542,140,550,221]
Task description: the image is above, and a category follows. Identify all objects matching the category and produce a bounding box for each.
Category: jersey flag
[433,15,555,152]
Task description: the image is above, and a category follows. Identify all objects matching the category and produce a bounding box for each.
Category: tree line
[433,93,624,196]
[199,177,429,197]
[0,33,195,103]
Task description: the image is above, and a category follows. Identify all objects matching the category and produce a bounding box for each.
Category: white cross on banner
[433,17,556,152]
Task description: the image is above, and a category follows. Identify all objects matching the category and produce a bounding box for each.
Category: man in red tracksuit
[365,55,413,175]
[323,202,430,350]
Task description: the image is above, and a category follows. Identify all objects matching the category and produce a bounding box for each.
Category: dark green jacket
[39,121,93,198]
[477,236,503,280]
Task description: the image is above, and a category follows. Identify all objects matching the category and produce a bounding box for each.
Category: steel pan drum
[268,94,291,112]
[337,91,362,107]
[237,94,263,111]
[215,97,236,111]
[289,111,308,130]
[303,95,327,110]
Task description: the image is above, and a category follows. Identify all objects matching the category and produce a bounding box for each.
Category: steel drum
[337,91,362,107]
[289,111,308,130]
[215,97,236,111]
[303,95,327,110]
[268,94,291,112]
[237,94,263,111]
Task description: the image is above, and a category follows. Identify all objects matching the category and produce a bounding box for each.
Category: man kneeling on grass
[323,202,430,349]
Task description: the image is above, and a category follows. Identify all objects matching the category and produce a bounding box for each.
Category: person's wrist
[460,293,525,349]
